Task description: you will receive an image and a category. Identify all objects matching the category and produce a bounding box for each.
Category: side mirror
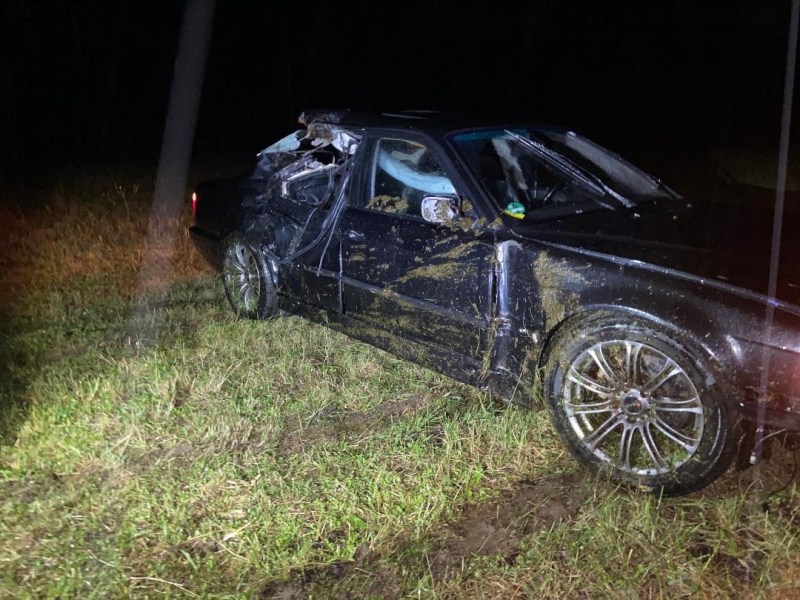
[420,196,459,225]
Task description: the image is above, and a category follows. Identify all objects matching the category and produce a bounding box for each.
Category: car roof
[298,109,558,137]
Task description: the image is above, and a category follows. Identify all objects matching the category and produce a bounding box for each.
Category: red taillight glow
[191,191,197,217]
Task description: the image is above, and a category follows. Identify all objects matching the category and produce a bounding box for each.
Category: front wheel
[543,316,738,495]
[221,234,277,320]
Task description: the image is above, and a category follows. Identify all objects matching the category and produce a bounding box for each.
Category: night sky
[1,1,796,176]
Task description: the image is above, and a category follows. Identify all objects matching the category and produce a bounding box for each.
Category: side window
[364,137,456,217]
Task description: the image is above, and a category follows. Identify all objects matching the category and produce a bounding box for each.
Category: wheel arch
[536,305,741,406]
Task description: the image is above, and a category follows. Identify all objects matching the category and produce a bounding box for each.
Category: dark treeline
[0,1,794,174]
[1,1,183,171]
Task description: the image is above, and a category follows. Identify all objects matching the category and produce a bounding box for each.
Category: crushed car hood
[513,198,800,307]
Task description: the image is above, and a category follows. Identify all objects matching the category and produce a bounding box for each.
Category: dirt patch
[366,194,409,214]
[276,394,432,455]
[0,472,65,505]
[276,408,370,455]
[428,470,589,579]
[689,536,767,584]
[374,394,430,419]
[260,471,590,598]
[259,552,403,600]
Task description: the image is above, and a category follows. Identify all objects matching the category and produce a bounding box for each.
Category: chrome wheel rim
[562,340,704,476]
[223,242,261,315]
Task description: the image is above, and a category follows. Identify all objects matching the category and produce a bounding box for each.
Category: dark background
[0,0,796,176]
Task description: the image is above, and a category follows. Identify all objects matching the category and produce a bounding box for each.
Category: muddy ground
[253,395,593,598]
[259,469,589,599]
[256,387,800,598]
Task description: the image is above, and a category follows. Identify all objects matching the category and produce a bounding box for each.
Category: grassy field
[1,169,800,599]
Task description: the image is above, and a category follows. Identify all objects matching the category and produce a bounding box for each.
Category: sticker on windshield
[504,201,526,219]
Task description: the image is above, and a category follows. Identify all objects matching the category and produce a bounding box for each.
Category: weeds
[0,169,798,598]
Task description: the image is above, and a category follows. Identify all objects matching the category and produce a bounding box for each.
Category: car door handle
[346,229,366,243]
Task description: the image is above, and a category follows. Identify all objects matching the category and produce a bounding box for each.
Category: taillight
[191,191,198,217]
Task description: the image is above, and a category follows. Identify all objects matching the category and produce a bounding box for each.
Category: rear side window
[363,137,456,217]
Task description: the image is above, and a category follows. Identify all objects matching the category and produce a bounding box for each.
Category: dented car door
[339,134,493,363]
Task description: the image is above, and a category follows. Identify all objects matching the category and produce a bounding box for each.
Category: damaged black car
[190,110,800,495]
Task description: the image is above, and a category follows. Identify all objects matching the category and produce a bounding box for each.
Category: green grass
[1,170,799,598]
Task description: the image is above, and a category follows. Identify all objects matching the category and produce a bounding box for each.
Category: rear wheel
[222,234,276,320]
[543,315,737,495]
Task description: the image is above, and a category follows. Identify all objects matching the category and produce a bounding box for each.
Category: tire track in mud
[260,470,591,599]
[427,470,589,580]
[275,394,434,455]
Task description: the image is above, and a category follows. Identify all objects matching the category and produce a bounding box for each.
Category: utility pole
[133,0,215,346]
[752,0,798,472]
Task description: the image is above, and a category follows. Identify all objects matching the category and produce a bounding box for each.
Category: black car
[190,109,800,495]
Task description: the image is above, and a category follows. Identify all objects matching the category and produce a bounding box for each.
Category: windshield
[535,130,676,200]
[449,128,677,221]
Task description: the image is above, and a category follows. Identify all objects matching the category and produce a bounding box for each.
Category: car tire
[221,233,277,320]
[543,314,738,495]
